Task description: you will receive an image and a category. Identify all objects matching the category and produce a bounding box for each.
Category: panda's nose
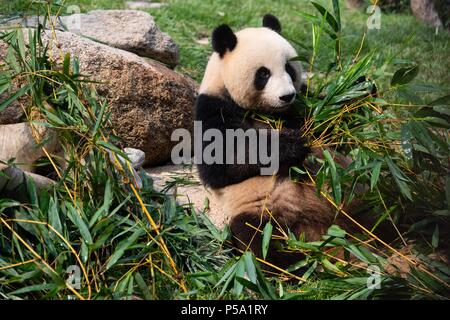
[279,93,295,103]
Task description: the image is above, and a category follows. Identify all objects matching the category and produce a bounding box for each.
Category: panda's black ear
[262,14,281,33]
[212,24,237,58]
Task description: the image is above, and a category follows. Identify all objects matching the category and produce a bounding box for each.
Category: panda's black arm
[195,94,310,188]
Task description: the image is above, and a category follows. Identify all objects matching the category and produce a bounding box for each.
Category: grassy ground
[146,0,450,92]
[3,0,450,91]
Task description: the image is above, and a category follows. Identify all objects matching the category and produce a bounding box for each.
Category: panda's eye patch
[254,67,271,90]
[285,63,296,82]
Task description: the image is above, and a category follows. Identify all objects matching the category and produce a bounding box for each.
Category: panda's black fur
[196,93,310,189]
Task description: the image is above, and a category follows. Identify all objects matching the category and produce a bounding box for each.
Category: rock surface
[124,148,146,169]
[0,79,27,125]
[126,1,166,10]
[0,122,58,172]
[0,101,24,125]
[1,10,179,66]
[0,29,197,166]
[146,164,228,229]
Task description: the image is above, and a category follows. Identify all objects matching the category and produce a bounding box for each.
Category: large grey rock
[1,10,179,66]
[0,29,197,166]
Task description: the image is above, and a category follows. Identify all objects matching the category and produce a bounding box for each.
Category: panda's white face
[223,28,301,111]
[200,24,302,112]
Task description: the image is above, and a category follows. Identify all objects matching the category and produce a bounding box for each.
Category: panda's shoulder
[195,93,244,122]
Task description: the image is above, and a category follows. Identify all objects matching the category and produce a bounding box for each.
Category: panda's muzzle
[279,93,295,103]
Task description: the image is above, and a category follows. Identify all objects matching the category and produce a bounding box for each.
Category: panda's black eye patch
[285,63,296,82]
[254,67,271,90]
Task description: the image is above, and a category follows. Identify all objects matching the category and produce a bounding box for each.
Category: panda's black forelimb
[195,94,310,189]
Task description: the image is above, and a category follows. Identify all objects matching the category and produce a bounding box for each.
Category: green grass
[143,0,450,91]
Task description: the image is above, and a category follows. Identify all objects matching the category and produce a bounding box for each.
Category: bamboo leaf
[106,228,145,270]
[66,203,93,245]
[311,2,340,32]
[391,65,419,86]
[0,85,28,112]
[370,162,382,191]
[432,225,439,248]
[261,222,273,260]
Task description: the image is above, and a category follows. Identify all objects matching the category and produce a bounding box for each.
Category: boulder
[0,102,24,125]
[0,29,197,166]
[1,10,179,66]
[0,122,58,172]
[0,79,27,125]
[146,164,228,229]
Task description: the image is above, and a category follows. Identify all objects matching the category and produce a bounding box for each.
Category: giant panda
[195,14,355,268]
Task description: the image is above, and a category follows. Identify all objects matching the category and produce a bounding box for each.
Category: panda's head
[200,14,302,113]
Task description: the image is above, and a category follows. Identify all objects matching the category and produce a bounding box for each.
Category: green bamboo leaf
[243,250,257,284]
[332,0,341,30]
[134,272,152,300]
[432,225,439,248]
[286,259,308,273]
[97,140,126,157]
[370,162,382,191]
[0,72,11,96]
[0,85,28,112]
[311,2,340,32]
[88,179,112,227]
[48,198,63,236]
[233,256,246,296]
[235,276,260,293]
[253,253,277,299]
[9,283,58,296]
[386,158,412,200]
[322,258,342,274]
[66,203,93,245]
[327,224,346,238]
[261,222,273,260]
[25,174,38,206]
[63,53,71,76]
[16,28,26,61]
[302,261,318,280]
[323,149,341,204]
[106,228,145,270]
[429,94,450,109]
[217,261,238,296]
[43,109,66,126]
[391,65,419,86]
[80,241,88,263]
[297,12,322,25]
[92,101,108,136]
